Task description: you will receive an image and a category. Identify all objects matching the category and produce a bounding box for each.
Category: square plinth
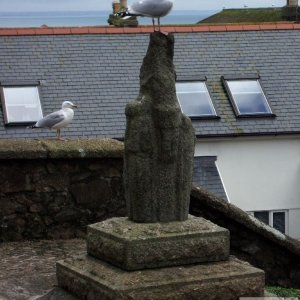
[86,216,229,271]
[57,255,265,300]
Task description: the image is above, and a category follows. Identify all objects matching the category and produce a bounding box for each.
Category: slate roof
[193,156,228,201]
[0,24,300,139]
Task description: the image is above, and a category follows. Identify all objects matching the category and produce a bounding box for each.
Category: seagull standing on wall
[117,0,174,31]
[29,101,78,141]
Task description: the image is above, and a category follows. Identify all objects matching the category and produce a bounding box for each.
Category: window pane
[273,212,285,234]
[3,87,43,123]
[226,80,272,115]
[227,80,260,94]
[176,82,206,93]
[254,211,269,225]
[233,93,270,114]
[176,82,216,117]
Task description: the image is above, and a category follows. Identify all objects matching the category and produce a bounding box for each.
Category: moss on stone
[0,139,124,159]
[0,139,47,159]
[107,14,138,27]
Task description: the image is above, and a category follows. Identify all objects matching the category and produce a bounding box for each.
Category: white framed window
[176,81,218,119]
[1,85,43,125]
[222,76,274,117]
[248,210,288,234]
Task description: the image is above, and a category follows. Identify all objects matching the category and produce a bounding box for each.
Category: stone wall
[0,139,126,241]
[190,186,300,288]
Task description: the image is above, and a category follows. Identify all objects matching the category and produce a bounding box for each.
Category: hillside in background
[198,8,284,23]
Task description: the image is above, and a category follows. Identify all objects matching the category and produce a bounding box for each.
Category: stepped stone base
[87,216,229,271]
[56,255,265,300]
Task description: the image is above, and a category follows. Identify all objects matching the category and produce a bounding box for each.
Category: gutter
[196,131,300,139]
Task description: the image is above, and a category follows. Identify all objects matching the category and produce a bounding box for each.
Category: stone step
[56,255,265,300]
[86,216,230,271]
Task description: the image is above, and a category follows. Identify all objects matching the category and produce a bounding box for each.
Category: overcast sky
[0,0,287,12]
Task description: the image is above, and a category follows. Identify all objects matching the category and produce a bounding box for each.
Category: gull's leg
[57,128,64,141]
[57,129,68,141]
[56,129,60,140]
[152,17,156,31]
[159,17,168,35]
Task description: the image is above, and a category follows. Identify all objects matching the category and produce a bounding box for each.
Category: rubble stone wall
[0,139,126,241]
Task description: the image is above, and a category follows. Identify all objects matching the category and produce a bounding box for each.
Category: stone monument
[56,32,265,299]
[124,32,195,223]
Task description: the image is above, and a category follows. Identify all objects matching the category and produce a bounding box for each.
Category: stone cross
[124,32,195,223]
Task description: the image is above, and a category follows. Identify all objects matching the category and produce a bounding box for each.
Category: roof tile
[154,26,174,33]
[192,25,211,32]
[17,28,36,35]
[122,27,142,33]
[259,24,277,30]
[276,23,295,30]
[140,27,155,33]
[242,24,261,31]
[88,27,107,34]
[0,29,18,35]
[209,25,227,32]
[226,25,244,31]
[34,28,54,35]
[70,27,90,34]
[175,26,194,33]
[293,23,300,29]
[106,27,125,34]
[53,28,72,34]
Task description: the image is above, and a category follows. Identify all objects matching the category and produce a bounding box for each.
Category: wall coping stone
[191,186,300,257]
[0,139,124,159]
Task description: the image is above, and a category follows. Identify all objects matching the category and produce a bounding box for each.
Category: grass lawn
[266,286,300,298]
[199,8,283,24]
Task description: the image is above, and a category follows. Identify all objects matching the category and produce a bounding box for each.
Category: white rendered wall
[289,209,300,238]
[195,136,300,238]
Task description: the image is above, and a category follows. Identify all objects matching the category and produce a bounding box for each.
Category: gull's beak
[73,104,78,108]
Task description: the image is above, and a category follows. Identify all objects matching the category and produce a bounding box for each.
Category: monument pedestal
[87,216,229,270]
[57,255,264,300]
[56,216,265,299]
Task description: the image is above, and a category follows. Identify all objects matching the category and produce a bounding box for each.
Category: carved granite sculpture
[124,32,195,223]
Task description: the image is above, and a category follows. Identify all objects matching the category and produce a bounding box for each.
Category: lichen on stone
[0,138,124,159]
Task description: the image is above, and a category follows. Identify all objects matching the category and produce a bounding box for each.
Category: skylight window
[176,81,217,119]
[222,77,274,117]
[1,85,43,125]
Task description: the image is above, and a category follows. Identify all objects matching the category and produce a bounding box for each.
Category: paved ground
[0,239,280,300]
[0,239,86,300]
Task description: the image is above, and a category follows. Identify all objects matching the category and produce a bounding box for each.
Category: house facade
[0,24,299,238]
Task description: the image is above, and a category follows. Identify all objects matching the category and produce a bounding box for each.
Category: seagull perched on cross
[116,0,174,31]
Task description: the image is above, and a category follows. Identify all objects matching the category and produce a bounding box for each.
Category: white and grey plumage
[117,0,174,31]
[30,101,78,140]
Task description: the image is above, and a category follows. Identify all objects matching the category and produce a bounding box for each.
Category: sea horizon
[0,10,219,27]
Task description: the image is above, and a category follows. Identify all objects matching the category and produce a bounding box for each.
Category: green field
[199,8,284,24]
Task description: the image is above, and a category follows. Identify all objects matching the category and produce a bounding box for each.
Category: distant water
[0,10,218,28]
